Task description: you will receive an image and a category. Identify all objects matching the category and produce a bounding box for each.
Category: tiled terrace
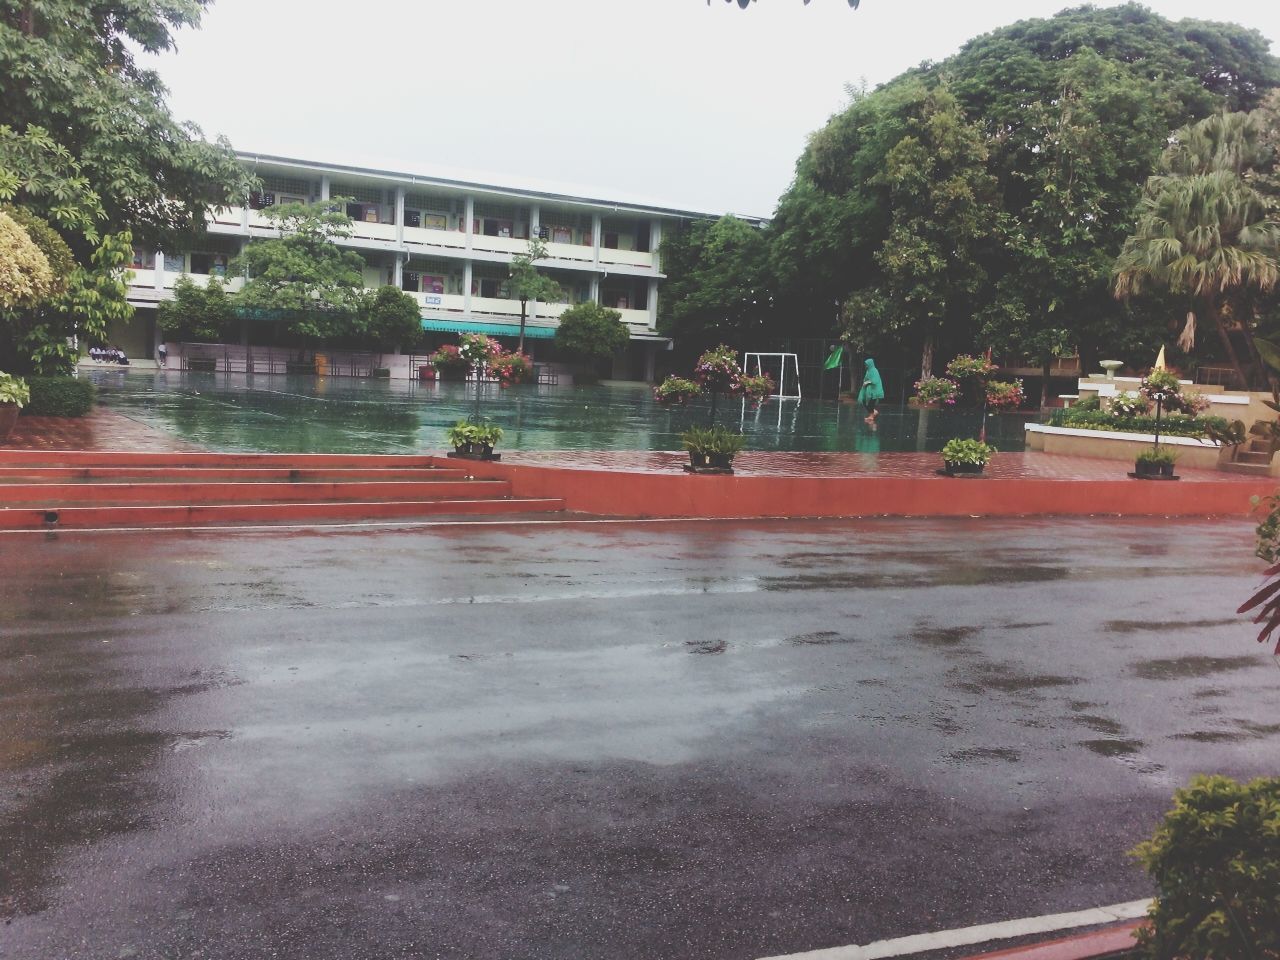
[3,409,197,453]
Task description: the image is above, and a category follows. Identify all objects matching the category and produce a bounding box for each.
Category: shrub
[654,376,702,405]
[1050,407,1227,439]
[1109,391,1150,417]
[554,302,629,364]
[682,423,744,456]
[0,371,30,407]
[1072,393,1101,411]
[914,375,960,407]
[1170,389,1210,415]
[1140,368,1182,402]
[21,375,95,416]
[1133,775,1280,959]
[941,438,995,466]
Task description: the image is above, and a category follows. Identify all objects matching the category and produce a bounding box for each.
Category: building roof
[237,151,769,225]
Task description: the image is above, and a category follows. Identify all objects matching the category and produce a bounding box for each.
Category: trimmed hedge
[21,376,96,417]
[1049,407,1226,439]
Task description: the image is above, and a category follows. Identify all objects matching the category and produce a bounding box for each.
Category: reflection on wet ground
[85,369,1039,454]
[2,516,1279,959]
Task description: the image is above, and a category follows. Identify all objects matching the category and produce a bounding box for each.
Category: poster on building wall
[425,276,445,294]
[423,213,448,230]
[551,226,572,244]
[363,207,380,223]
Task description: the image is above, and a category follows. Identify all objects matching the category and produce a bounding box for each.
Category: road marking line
[756,899,1150,960]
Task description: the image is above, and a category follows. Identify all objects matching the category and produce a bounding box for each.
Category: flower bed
[1049,407,1228,439]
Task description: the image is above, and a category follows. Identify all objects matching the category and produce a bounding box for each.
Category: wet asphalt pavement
[2,516,1278,960]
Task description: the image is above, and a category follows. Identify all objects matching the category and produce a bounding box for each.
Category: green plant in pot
[0,372,30,440]
[941,438,995,475]
[681,424,744,471]
[446,419,503,459]
[1135,447,1178,478]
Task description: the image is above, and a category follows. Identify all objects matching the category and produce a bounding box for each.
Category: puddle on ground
[1069,714,1128,737]
[1080,738,1144,756]
[949,663,1082,694]
[787,631,855,646]
[686,639,727,656]
[944,746,1021,763]
[1131,655,1260,680]
[1173,719,1280,743]
[1105,618,1239,634]
[911,626,978,647]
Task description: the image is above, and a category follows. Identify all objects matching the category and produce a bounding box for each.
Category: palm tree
[1114,113,1280,390]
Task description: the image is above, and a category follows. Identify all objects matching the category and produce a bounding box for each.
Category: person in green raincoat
[856,357,885,423]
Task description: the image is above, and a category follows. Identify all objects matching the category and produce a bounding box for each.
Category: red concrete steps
[0,498,567,530]
[0,478,511,505]
[0,451,565,529]
[0,466,471,482]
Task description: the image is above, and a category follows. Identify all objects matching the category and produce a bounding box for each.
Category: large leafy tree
[0,0,252,253]
[354,286,423,355]
[659,214,773,356]
[555,302,629,366]
[765,4,1280,376]
[1114,111,1280,390]
[841,83,997,378]
[234,200,368,348]
[508,238,561,354]
[158,275,237,344]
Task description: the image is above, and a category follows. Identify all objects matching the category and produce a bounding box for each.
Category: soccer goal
[742,352,802,399]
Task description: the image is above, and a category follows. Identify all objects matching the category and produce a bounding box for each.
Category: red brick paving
[1,409,198,453]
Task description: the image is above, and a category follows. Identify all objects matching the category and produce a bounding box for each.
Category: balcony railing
[403,225,467,250]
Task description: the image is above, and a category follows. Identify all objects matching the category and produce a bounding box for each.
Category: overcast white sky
[145,0,1280,218]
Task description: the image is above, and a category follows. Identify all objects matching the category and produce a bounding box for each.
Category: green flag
[823,345,845,370]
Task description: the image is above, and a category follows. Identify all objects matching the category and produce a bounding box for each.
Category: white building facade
[119,153,732,379]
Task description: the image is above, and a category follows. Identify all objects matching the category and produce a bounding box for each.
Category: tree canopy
[755,3,1280,379]
[555,302,629,365]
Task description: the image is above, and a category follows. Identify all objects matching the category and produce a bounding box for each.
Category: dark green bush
[21,376,96,417]
[1049,407,1226,439]
[1134,775,1280,959]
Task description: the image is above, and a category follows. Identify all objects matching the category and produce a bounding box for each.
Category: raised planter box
[1025,423,1224,471]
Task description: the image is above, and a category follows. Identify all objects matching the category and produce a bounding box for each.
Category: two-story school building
[117,152,753,379]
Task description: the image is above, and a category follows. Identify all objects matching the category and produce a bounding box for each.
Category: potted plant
[681,425,712,468]
[984,379,1025,411]
[738,373,774,408]
[0,372,30,439]
[941,438,995,476]
[681,424,744,473]
[654,376,703,406]
[445,419,503,460]
[430,344,470,381]
[490,351,534,386]
[1135,447,1178,479]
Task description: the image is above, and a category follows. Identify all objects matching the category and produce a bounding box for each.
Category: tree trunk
[920,336,934,381]
[1210,297,1249,391]
[517,300,527,355]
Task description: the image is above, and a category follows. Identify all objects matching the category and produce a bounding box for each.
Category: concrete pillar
[591,213,602,265]
[464,196,475,251]
[643,343,657,382]
[647,279,659,330]
[154,250,164,290]
[393,255,404,289]
[651,219,663,270]
[530,204,541,239]
[320,176,330,201]
[589,275,600,303]
[395,186,405,245]
[464,261,473,315]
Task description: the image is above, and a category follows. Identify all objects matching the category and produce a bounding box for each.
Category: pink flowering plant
[739,373,774,407]
[914,376,960,407]
[984,379,1024,411]
[1139,368,1182,403]
[458,333,501,367]
[946,354,997,380]
[1109,391,1150,417]
[694,344,744,394]
[429,343,469,373]
[491,351,534,386]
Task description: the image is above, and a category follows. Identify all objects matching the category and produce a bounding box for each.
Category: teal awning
[420,318,556,339]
